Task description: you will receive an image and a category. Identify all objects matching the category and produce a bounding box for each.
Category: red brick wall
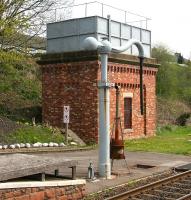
[42,61,99,143]
[40,51,158,143]
[107,62,158,139]
[0,185,85,200]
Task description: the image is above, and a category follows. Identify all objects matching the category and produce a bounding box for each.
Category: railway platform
[26,150,191,194]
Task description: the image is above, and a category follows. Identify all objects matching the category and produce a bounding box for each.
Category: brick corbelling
[106,62,158,75]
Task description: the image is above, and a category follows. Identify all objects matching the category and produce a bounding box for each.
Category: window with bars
[124,97,132,129]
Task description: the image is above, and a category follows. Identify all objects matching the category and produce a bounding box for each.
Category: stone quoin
[39,51,158,143]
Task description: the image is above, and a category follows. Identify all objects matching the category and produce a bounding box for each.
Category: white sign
[63,106,70,123]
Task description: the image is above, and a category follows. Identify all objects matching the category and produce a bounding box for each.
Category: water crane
[83,37,144,179]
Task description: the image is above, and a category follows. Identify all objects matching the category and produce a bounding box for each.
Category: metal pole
[82,37,145,178]
[98,52,111,179]
[139,57,144,115]
[125,11,127,23]
[115,85,120,140]
[85,3,87,17]
[55,9,57,21]
[146,19,148,29]
[101,3,104,17]
[65,123,68,145]
[107,15,111,42]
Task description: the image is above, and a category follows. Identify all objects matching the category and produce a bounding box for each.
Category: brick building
[39,51,158,143]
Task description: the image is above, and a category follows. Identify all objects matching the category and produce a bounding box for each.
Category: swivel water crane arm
[112,39,145,115]
[83,37,145,115]
[111,39,144,58]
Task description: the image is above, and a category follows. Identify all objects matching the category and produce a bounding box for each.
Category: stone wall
[40,51,158,143]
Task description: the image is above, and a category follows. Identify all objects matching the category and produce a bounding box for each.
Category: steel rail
[177,193,191,200]
[106,170,191,200]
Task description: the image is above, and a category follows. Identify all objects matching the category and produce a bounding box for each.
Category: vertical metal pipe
[146,19,148,29]
[82,36,145,178]
[55,9,57,21]
[85,3,87,17]
[65,122,68,145]
[140,21,143,28]
[98,53,111,179]
[101,3,104,17]
[115,86,119,120]
[107,15,111,42]
[139,57,144,115]
[115,85,120,140]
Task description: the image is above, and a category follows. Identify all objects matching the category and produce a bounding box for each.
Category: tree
[0,0,74,51]
[152,44,176,64]
[175,53,184,64]
[152,45,191,103]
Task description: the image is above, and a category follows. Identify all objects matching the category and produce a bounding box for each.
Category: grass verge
[5,125,65,144]
[125,125,191,155]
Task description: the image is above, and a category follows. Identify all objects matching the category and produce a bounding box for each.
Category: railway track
[106,170,191,200]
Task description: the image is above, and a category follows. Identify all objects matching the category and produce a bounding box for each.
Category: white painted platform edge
[0,179,86,189]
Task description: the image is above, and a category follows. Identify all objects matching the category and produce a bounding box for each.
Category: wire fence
[49,1,151,29]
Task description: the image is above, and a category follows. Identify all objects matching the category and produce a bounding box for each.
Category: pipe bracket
[97,81,115,88]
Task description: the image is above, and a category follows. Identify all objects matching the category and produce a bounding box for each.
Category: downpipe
[139,56,144,115]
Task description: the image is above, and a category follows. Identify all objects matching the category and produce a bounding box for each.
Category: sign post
[63,106,70,145]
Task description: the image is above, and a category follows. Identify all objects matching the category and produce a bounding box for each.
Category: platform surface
[1,150,191,194]
[0,154,77,182]
[175,163,191,171]
[29,150,191,194]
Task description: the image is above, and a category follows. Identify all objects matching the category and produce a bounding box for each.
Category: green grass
[125,126,191,155]
[6,125,65,144]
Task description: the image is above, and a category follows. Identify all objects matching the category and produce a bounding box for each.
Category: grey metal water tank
[47,16,151,57]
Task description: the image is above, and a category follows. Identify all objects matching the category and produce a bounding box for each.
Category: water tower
[39,2,158,178]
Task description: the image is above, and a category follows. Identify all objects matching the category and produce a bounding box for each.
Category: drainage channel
[135,164,156,169]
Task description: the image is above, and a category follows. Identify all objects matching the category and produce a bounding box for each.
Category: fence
[48,1,151,29]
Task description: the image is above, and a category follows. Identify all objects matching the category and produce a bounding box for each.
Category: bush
[152,45,191,105]
[157,97,191,125]
[0,50,41,122]
[176,113,191,126]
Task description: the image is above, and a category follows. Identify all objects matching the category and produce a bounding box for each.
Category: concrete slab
[0,154,77,182]
[175,163,191,171]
